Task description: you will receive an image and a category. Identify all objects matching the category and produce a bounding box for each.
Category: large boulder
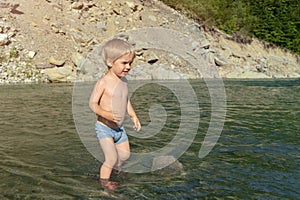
[43,65,76,82]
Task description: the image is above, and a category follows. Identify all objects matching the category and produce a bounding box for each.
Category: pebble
[0,33,9,46]
[28,51,36,59]
[71,2,83,10]
[0,59,44,84]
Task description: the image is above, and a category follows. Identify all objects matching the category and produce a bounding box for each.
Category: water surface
[0,79,299,199]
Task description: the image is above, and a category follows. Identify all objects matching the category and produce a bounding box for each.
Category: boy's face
[110,52,134,78]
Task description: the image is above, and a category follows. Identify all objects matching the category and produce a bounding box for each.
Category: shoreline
[1,77,299,86]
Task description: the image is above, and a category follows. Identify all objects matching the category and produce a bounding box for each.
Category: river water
[0,79,299,199]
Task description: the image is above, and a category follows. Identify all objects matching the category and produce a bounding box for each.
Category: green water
[0,79,299,199]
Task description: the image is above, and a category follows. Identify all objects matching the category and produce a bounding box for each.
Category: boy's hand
[132,116,141,132]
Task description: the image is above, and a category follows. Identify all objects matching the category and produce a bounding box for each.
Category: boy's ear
[107,61,112,67]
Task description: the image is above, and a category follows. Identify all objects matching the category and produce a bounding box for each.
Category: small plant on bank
[0,50,8,63]
[9,46,19,59]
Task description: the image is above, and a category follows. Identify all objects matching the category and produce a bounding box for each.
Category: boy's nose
[125,64,131,69]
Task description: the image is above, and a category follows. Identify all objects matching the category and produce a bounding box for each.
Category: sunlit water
[0,79,299,199]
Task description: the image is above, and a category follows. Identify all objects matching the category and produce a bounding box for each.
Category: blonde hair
[102,38,135,67]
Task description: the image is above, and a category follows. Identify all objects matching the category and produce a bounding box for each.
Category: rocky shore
[0,0,299,84]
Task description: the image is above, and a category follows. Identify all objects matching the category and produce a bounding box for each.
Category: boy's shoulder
[98,73,110,81]
[95,75,109,87]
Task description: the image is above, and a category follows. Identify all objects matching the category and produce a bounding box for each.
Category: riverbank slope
[0,0,299,84]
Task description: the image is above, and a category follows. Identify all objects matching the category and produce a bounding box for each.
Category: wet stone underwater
[0,79,299,199]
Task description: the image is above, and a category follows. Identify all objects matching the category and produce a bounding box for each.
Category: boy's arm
[127,100,141,131]
[89,79,114,121]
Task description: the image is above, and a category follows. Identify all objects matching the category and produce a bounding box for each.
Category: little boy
[89,38,141,190]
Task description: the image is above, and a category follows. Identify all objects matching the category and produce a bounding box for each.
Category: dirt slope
[0,0,299,83]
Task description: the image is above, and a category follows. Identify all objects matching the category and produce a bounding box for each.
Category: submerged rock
[151,155,183,171]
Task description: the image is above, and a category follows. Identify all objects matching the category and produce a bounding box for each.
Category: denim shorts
[95,121,128,144]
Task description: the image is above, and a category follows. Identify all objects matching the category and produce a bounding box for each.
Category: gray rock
[151,65,182,79]
[287,72,300,78]
[48,56,65,66]
[71,2,83,10]
[44,65,75,82]
[0,33,9,46]
[214,55,229,66]
[146,51,159,64]
[28,51,36,59]
[71,52,85,68]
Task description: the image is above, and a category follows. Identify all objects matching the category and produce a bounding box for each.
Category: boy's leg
[115,140,130,169]
[99,138,118,179]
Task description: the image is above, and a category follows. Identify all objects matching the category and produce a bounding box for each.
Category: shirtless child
[89,38,141,190]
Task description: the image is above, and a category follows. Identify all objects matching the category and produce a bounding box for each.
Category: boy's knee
[104,157,118,168]
[120,151,130,162]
